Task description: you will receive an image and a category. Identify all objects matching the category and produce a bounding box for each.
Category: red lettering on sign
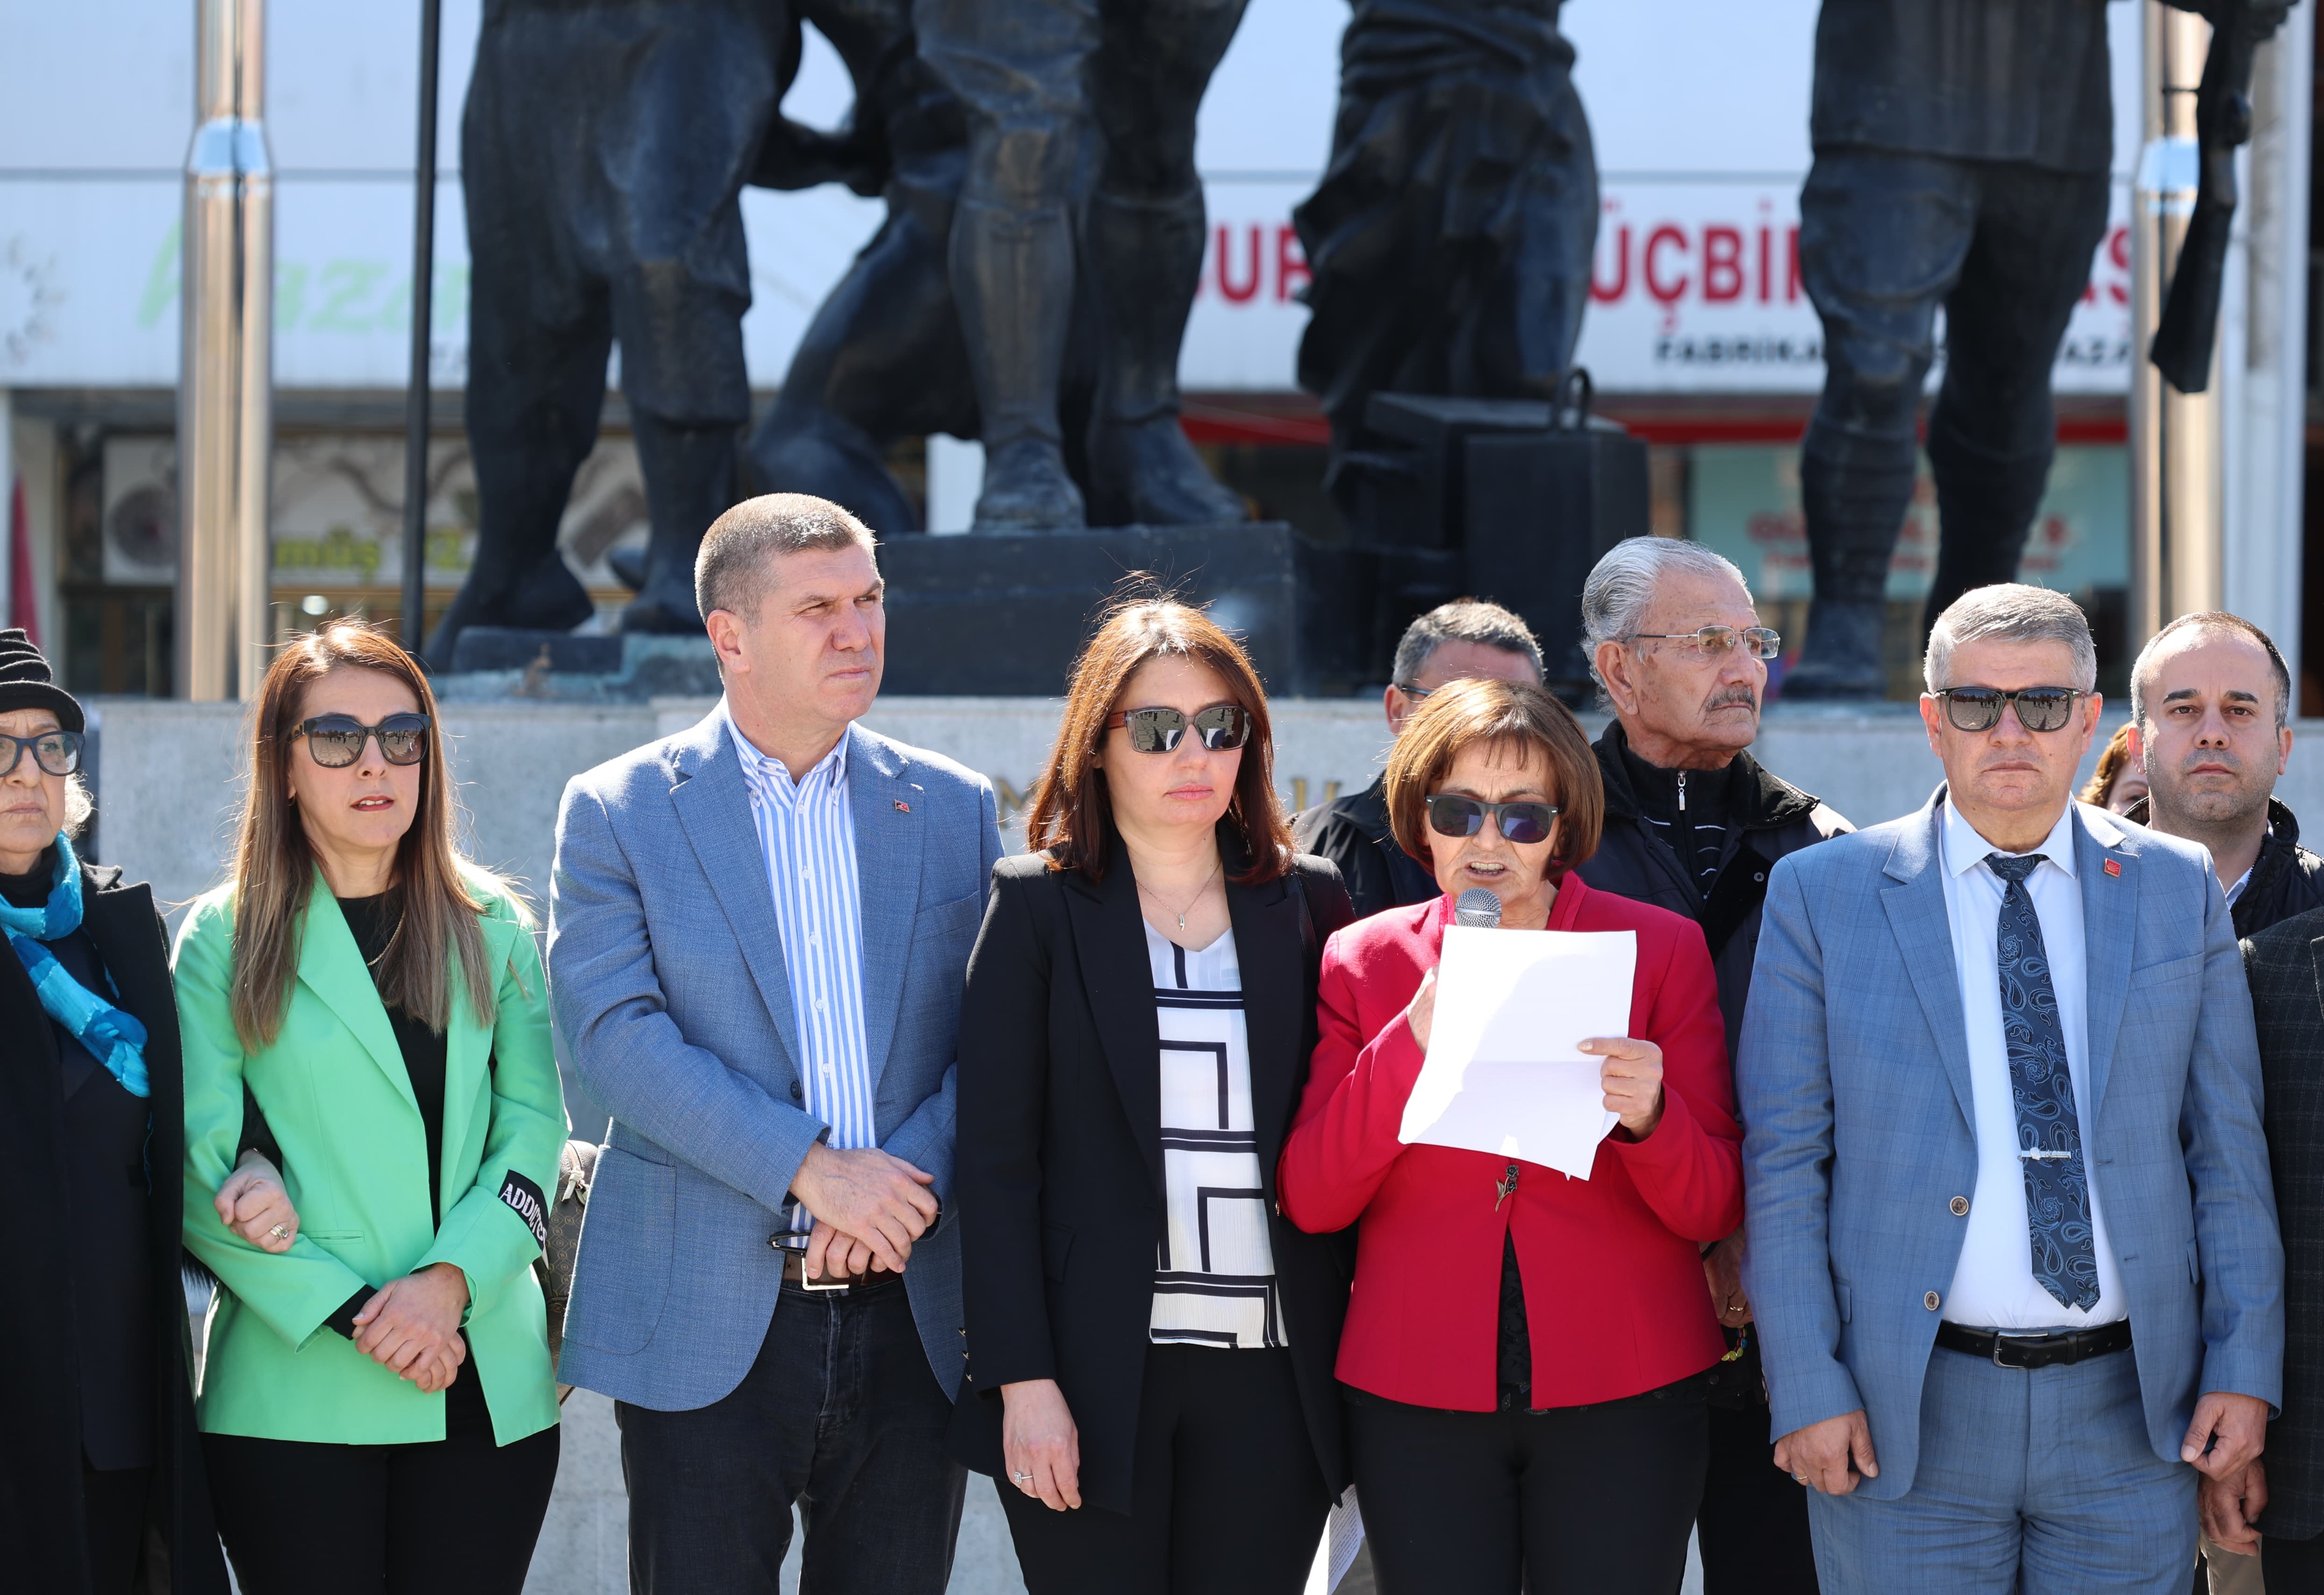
[1757,225,1773,304]
[1592,224,1632,303]
[1702,226,1744,302]
[1786,226,1802,303]
[1216,225,1262,303]
[1644,225,1689,304]
[1276,226,1310,302]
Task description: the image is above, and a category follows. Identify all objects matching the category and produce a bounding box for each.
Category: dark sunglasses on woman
[1104,703,1253,754]
[288,713,433,768]
[1930,687,2082,734]
[0,729,83,778]
[1425,794,1559,845]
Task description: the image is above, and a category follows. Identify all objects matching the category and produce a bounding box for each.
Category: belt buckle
[801,1269,850,1294]
[1991,1331,2040,1370]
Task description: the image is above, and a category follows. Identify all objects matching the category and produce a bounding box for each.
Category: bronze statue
[1293,0,1598,516]
[916,0,1251,530]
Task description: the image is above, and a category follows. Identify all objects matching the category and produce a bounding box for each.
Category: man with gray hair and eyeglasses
[2119,612,2321,941]
[1578,534,1848,1593]
[1292,598,1544,921]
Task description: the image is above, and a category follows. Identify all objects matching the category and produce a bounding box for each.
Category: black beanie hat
[0,629,84,734]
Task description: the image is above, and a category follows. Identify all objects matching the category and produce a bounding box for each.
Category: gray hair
[694,493,879,624]
[1923,584,2096,693]
[64,773,93,837]
[2129,611,2291,732]
[1391,599,1543,687]
[1580,536,1752,699]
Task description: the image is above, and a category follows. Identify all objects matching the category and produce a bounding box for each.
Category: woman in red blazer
[1277,678,1741,1595]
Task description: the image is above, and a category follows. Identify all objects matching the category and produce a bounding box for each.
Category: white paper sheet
[1399,927,1637,1179]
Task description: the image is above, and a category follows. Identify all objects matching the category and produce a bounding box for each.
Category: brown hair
[1025,598,1292,885]
[2080,722,2137,808]
[227,620,504,1050]
[695,493,879,624]
[1384,678,1605,874]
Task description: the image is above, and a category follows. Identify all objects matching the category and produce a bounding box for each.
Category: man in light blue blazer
[549,494,1004,1595]
[1738,583,2283,1593]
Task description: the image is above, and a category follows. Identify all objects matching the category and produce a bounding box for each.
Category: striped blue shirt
[724,702,873,1231]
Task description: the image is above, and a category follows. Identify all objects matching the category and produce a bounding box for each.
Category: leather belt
[1935,1319,2132,1369]
[777,1252,892,1293]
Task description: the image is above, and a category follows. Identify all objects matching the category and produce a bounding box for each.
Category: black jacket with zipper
[2124,794,2324,941]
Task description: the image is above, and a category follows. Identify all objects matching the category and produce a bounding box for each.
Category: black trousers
[81,1461,151,1595]
[203,1376,560,1595]
[1347,1373,1709,1595]
[2267,1526,2324,1588]
[999,1345,1329,1595]
[1796,149,2111,626]
[1697,1398,1820,1594]
[616,1275,966,1595]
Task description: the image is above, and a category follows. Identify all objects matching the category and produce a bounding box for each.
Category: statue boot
[620,413,737,633]
[1083,187,1245,528]
[954,195,1085,531]
[1781,443,1915,700]
[1920,417,2051,639]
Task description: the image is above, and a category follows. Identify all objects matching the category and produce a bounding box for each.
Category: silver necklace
[1140,857,1223,932]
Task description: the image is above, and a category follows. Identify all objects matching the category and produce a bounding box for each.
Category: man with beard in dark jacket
[2123,611,2323,940]
[1292,599,1545,920]
[1578,536,1850,1595]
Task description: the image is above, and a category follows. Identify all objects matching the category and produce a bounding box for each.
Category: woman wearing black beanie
[0,627,233,1594]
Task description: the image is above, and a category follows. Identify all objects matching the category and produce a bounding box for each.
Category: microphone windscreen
[1454,887,1502,928]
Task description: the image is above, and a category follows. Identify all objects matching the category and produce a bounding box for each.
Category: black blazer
[2245,908,2324,1540]
[0,861,227,1595]
[949,834,1358,1516]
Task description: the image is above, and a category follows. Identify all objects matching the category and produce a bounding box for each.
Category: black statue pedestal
[428,524,1366,702]
[879,522,1363,697]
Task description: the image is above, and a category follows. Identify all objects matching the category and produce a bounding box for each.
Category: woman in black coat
[951,601,1357,1595]
[0,629,230,1595]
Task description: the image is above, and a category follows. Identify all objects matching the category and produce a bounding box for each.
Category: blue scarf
[2,833,149,1098]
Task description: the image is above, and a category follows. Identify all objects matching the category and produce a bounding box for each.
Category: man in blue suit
[1739,583,2283,1592]
[549,494,1004,1595]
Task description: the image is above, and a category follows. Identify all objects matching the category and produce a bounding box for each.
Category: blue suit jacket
[547,711,1003,1408]
[1738,791,2282,1498]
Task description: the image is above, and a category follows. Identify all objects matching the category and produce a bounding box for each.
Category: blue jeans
[616,1275,966,1595]
[1807,1343,2195,1594]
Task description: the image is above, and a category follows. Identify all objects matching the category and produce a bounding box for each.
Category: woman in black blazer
[952,600,1356,1595]
[0,629,230,1595]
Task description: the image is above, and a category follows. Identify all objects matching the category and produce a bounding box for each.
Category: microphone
[1454,887,1503,928]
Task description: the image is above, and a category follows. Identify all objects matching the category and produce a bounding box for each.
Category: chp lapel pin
[2104,857,2122,878]
[894,798,911,813]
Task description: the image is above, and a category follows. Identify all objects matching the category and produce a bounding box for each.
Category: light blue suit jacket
[547,711,1003,1408]
[1738,791,2282,1499]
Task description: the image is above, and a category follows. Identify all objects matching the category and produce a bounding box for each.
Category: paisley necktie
[1984,852,2100,1311]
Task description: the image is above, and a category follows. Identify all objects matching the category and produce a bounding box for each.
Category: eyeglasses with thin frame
[1425,794,1559,846]
[1930,687,2083,735]
[288,713,433,768]
[0,729,82,779]
[1626,626,1782,661]
[1104,704,1253,754]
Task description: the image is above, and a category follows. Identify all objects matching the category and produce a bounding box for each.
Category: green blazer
[175,867,566,1445]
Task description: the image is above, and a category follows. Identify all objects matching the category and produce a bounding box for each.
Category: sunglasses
[0,729,82,779]
[289,713,433,768]
[1105,704,1253,754]
[1931,687,2083,734]
[1425,794,1559,845]
[1628,626,1783,661]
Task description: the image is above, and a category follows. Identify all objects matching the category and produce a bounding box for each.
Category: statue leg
[919,0,1100,530]
[1788,150,1977,700]
[1920,162,2113,636]
[428,8,604,668]
[1078,0,1250,528]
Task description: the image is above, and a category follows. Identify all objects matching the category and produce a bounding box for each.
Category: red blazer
[1277,872,1741,1412]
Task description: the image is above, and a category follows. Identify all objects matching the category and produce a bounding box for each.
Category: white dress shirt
[723,701,873,1233]
[1937,797,2127,1329]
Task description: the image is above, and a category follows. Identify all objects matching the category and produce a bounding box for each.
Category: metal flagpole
[401,0,444,656]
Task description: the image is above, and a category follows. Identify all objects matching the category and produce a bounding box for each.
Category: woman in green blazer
[176,621,566,1595]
